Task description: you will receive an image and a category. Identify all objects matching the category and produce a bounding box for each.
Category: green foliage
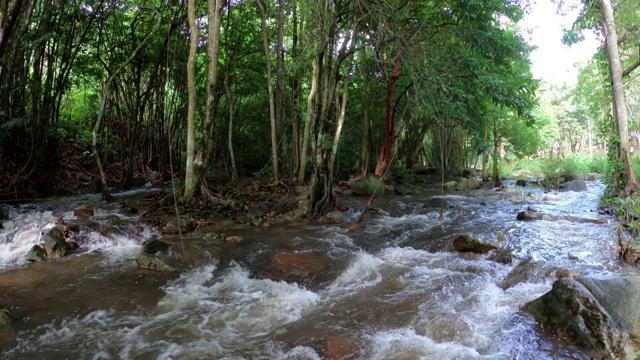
[499,154,608,181]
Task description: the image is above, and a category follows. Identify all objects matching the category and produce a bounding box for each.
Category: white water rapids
[0,182,626,359]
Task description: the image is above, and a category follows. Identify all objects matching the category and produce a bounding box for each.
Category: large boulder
[523,277,635,359]
[455,178,480,192]
[578,276,640,337]
[351,175,385,196]
[452,234,498,254]
[42,228,67,258]
[559,180,587,192]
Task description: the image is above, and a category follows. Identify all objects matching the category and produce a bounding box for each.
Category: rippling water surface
[0,181,624,359]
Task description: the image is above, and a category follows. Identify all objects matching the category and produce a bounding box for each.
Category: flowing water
[0,182,630,359]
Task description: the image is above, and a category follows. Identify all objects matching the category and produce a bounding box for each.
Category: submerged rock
[257,251,329,285]
[323,335,358,360]
[0,308,14,348]
[320,210,345,224]
[452,234,498,254]
[351,175,385,196]
[516,210,546,221]
[73,205,94,218]
[523,277,634,359]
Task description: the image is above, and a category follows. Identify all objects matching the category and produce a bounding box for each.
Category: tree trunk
[600,0,639,195]
[183,0,198,201]
[374,48,402,177]
[492,119,501,187]
[275,0,286,169]
[223,3,237,184]
[360,46,370,176]
[298,58,318,183]
[195,0,225,193]
[328,29,356,173]
[481,126,488,182]
[587,118,593,158]
[257,0,280,182]
[291,2,301,178]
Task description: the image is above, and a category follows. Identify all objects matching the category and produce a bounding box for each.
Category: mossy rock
[351,175,385,196]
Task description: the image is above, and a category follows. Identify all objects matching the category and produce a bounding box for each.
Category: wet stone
[452,234,498,254]
[323,335,358,360]
[26,245,46,262]
[42,228,67,258]
[73,205,94,218]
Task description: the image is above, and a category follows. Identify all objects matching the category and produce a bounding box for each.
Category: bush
[497,154,607,181]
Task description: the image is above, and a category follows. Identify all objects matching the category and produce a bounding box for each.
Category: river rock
[487,248,513,265]
[42,228,67,258]
[0,207,7,221]
[455,177,480,191]
[444,180,457,191]
[136,252,180,272]
[351,175,385,196]
[499,260,562,290]
[523,278,634,359]
[258,251,329,284]
[323,335,357,360]
[0,309,14,348]
[73,205,94,218]
[559,180,587,192]
[321,210,345,224]
[162,216,195,234]
[142,238,171,254]
[578,276,640,337]
[26,245,46,262]
[423,197,450,209]
[452,234,498,254]
[516,210,546,221]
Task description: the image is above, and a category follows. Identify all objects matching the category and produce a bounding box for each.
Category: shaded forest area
[0,0,639,216]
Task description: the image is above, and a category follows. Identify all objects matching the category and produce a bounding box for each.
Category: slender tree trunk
[298,58,318,183]
[481,126,488,182]
[257,0,280,182]
[600,0,639,195]
[183,0,198,200]
[195,0,225,193]
[328,29,356,173]
[223,3,237,184]
[588,117,593,158]
[374,48,402,177]
[291,2,301,178]
[275,0,286,169]
[360,46,370,176]
[492,119,501,187]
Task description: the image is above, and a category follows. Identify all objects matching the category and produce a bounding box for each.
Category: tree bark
[183,0,198,201]
[195,0,225,192]
[275,0,286,168]
[360,46,370,176]
[600,0,640,195]
[291,2,301,178]
[257,0,280,182]
[492,119,501,187]
[298,58,318,183]
[374,48,402,177]
[481,126,488,182]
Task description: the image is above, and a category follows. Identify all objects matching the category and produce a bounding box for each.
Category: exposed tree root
[622,181,640,198]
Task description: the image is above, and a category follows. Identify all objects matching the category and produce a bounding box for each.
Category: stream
[0,181,630,359]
